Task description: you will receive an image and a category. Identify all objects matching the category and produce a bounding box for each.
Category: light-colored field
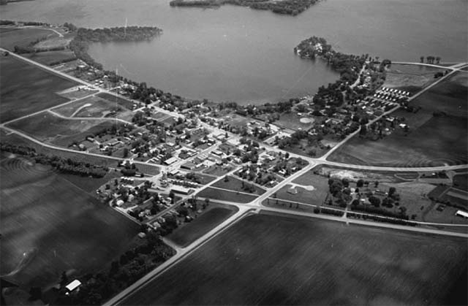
[120,213,467,305]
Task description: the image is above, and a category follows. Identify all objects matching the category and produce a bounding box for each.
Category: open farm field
[212,175,266,195]
[197,187,257,203]
[59,170,122,194]
[329,72,468,167]
[168,205,238,247]
[24,50,76,66]
[0,55,77,123]
[0,156,139,288]
[97,92,137,110]
[384,64,446,92]
[7,112,109,147]
[120,213,467,305]
[0,27,58,51]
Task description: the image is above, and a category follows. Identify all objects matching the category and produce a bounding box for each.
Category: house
[455,210,468,218]
[65,280,81,294]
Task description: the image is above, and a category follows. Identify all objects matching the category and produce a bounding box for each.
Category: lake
[1,0,467,104]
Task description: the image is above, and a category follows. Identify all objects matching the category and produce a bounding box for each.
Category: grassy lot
[424,204,468,225]
[197,187,257,203]
[120,212,467,305]
[168,205,238,247]
[58,171,122,194]
[274,184,327,205]
[0,55,77,123]
[97,92,137,110]
[0,156,139,288]
[0,27,58,51]
[329,72,468,167]
[7,112,110,147]
[57,88,99,100]
[383,64,445,93]
[453,174,468,192]
[202,165,232,176]
[275,112,314,131]
[23,50,76,66]
[212,175,266,195]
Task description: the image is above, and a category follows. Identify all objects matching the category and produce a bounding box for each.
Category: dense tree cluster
[0,143,109,177]
[69,26,162,70]
[170,0,319,16]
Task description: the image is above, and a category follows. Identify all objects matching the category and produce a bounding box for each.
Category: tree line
[0,143,109,178]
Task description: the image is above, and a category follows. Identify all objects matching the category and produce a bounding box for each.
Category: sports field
[0,55,76,123]
[120,212,467,305]
[329,72,468,167]
[0,155,139,288]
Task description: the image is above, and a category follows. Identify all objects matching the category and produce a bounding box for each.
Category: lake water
[1,0,467,104]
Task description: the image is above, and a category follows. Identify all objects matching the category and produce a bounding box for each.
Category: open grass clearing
[329,72,468,167]
[7,112,110,148]
[0,27,58,51]
[120,212,467,305]
[167,205,238,248]
[0,55,77,123]
[23,50,76,66]
[453,174,468,192]
[384,64,446,92]
[274,183,327,205]
[275,112,314,131]
[212,175,266,195]
[0,156,139,288]
[197,187,257,203]
[97,92,136,110]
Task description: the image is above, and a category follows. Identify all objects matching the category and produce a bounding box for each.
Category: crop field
[0,155,139,288]
[0,27,58,51]
[24,50,76,66]
[197,187,257,203]
[0,55,77,123]
[168,205,237,247]
[120,212,467,305]
[212,175,266,195]
[7,112,110,147]
[329,72,468,167]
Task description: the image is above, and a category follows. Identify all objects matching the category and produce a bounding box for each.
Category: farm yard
[329,71,468,167]
[168,205,238,248]
[120,213,467,305]
[0,155,139,288]
[0,55,77,123]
